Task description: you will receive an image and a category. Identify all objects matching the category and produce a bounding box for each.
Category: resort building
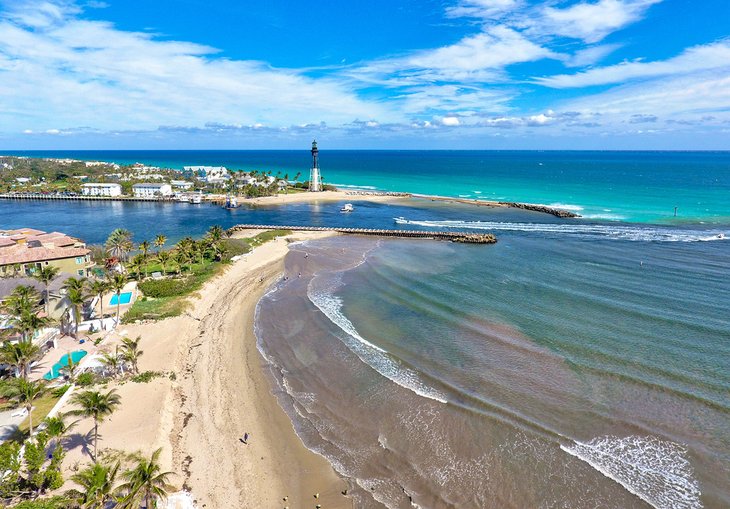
[0,228,94,278]
[132,182,173,198]
[171,180,194,190]
[185,166,230,184]
[82,183,123,197]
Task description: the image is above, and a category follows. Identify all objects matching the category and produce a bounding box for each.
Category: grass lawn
[18,394,61,436]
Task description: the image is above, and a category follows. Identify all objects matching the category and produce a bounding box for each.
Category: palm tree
[118,448,174,509]
[1,285,41,317]
[106,229,134,262]
[44,414,78,453]
[88,279,110,328]
[138,241,151,278]
[128,255,145,281]
[153,234,166,254]
[173,247,191,275]
[109,273,128,324]
[9,378,47,435]
[6,308,52,344]
[0,340,41,378]
[120,336,143,374]
[68,389,122,462]
[59,353,81,381]
[67,461,121,509]
[32,265,60,316]
[156,251,171,276]
[100,348,122,378]
[66,287,86,339]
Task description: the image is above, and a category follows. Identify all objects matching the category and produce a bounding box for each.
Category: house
[184,166,230,183]
[0,228,95,278]
[82,183,123,197]
[171,180,194,190]
[15,177,31,184]
[132,183,173,198]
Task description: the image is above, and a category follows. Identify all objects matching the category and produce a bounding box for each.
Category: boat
[718,233,725,239]
[189,193,202,204]
[223,196,239,209]
[176,194,189,203]
[340,203,354,213]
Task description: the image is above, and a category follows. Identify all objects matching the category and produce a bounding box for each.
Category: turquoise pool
[43,350,87,380]
[110,292,133,306]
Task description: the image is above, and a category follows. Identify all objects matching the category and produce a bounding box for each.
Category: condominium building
[132,183,173,198]
[0,228,94,278]
[82,183,123,197]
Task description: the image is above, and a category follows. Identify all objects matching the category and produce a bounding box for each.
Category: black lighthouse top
[311,140,319,168]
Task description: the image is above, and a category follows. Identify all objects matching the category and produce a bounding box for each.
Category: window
[76,256,84,264]
[78,270,84,276]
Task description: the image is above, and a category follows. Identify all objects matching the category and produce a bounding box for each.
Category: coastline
[58,231,350,508]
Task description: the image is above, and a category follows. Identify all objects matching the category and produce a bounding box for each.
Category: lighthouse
[309,140,323,192]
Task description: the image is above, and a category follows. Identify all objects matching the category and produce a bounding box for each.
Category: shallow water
[256,230,729,508]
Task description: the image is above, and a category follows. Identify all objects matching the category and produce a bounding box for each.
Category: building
[82,183,123,197]
[309,140,323,192]
[171,180,194,190]
[0,228,94,278]
[132,183,173,198]
[185,166,230,184]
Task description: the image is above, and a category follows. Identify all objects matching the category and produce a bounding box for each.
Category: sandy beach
[240,189,406,206]
[59,231,350,508]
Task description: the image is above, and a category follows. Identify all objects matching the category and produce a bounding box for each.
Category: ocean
[1,150,729,508]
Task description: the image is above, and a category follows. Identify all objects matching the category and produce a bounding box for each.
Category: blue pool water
[110,292,133,306]
[43,350,88,380]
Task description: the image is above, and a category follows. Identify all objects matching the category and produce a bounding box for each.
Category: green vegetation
[130,371,163,384]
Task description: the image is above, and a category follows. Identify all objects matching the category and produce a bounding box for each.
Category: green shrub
[131,371,163,383]
[50,385,71,398]
[75,372,95,386]
[11,496,73,509]
[138,277,198,298]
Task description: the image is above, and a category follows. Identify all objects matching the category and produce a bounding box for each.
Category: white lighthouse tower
[308,140,323,192]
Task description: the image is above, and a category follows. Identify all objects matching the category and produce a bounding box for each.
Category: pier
[0,193,179,202]
[228,224,497,244]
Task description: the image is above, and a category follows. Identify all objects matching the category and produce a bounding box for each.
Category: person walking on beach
[240,432,249,444]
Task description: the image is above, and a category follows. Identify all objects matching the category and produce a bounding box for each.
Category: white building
[171,180,194,190]
[132,183,172,198]
[185,166,229,183]
[82,183,123,197]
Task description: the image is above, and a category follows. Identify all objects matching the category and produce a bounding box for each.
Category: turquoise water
[110,292,133,306]
[43,350,88,380]
[6,150,730,224]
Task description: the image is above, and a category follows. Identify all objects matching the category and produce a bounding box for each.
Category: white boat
[340,203,354,213]
[176,194,189,203]
[223,196,239,209]
[189,194,202,204]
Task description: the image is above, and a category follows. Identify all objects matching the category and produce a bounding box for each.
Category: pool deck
[29,334,101,383]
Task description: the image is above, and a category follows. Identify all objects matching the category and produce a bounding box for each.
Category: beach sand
[60,231,351,508]
[221,189,406,207]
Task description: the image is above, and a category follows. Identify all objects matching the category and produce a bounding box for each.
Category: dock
[228,224,497,244]
[0,193,179,202]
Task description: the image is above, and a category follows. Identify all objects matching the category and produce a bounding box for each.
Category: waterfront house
[0,228,95,278]
[82,183,123,197]
[132,182,173,198]
[171,180,194,190]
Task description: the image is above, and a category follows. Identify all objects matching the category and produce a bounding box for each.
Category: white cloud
[441,116,461,126]
[536,41,730,88]
[536,0,662,43]
[563,43,622,67]
[0,1,391,133]
[446,0,523,19]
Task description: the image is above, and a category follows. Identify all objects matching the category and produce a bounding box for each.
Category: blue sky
[0,0,729,149]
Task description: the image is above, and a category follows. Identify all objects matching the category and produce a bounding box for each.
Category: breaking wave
[307,277,448,404]
[561,436,702,509]
[393,218,727,242]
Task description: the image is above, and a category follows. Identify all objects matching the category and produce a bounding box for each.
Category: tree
[128,255,144,281]
[105,229,134,262]
[59,354,80,381]
[65,286,86,339]
[2,285,41,318]
[68,389,121,462]
[87,279,110,328]
[32,266,60,316]
[120,336,143,374]
[67,461,121,509]
[138,241,151,278]
[156,251,171,276]
[8,378,47,435]
[109,273,128,323]
[100,348,122,378]
[5,309,52,345]
[0,339,41,379]
[153,234,166,254]
[118,448,174,509]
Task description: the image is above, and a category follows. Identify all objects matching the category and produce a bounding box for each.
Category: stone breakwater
[499,202,581,218]
[228,224,497,244]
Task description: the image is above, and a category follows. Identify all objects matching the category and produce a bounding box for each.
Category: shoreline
[57,231,350,508]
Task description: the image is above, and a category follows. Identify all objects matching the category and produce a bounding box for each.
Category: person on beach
[240,432,249,444]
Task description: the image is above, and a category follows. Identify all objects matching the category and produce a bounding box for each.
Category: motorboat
[190,193,202,204]
[223,196,239,209]
[340,203,354,213]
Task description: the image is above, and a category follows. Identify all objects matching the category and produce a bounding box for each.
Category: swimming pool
[43,350,88,380]
[110,292,133,306]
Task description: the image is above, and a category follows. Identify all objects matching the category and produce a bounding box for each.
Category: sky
[0,0,729,150]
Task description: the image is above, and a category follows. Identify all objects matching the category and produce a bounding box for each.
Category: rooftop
[0,228,89,266]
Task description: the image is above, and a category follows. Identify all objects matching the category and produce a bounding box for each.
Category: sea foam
[393,218,727,242]
[307,277,447,404]
[561,436,702,509]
